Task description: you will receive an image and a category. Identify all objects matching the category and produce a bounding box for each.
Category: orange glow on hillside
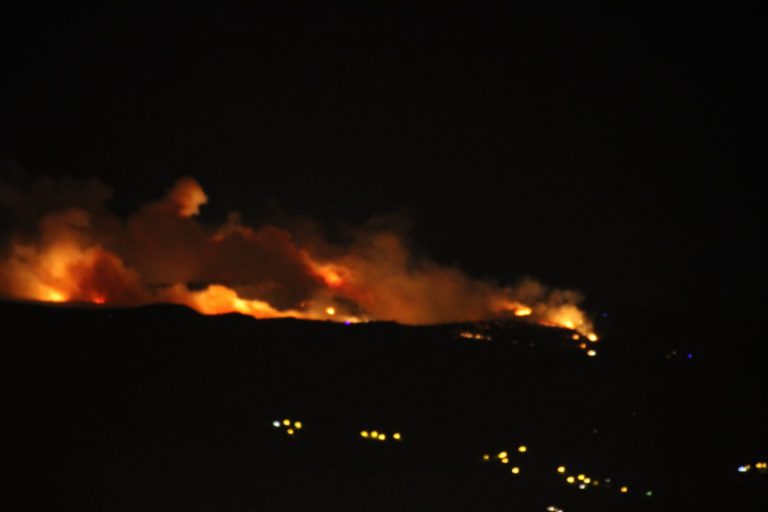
[0,177,599,339]
[46,290,67,302]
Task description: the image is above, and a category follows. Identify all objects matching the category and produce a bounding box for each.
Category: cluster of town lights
[360,429,402,442]
[272,418,303,436]
[558,466,640,495]
[481,446,528,475]
[479,447,644,495]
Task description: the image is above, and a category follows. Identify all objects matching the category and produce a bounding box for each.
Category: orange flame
[0,177,598,337]
[313,264,346,288]
[513,306,533,317]
[45,289,67,303]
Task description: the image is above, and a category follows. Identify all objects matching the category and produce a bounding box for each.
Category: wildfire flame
[0,176,597,338]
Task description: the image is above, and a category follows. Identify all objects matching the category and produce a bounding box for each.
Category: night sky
[1,3,762,323]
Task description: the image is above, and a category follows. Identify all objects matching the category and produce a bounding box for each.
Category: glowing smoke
[0,174,596,336]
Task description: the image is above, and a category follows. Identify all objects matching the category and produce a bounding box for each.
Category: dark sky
[1,3,762,319]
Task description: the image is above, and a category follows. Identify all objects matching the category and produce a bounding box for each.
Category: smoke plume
[0,174,596,337]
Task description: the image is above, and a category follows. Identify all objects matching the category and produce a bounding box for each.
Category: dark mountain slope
[3,301,765,511]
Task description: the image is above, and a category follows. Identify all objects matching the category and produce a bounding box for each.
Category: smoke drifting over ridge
[0,174,596,336]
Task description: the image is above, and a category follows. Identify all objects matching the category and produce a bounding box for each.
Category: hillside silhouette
[4,301,765,510]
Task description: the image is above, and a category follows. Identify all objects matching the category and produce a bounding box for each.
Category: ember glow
[0,176,597,336]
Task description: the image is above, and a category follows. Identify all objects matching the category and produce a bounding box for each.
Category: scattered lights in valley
[268,415,663,502]
[477,445,648,498]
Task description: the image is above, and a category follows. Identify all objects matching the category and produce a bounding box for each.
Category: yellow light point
[572,333,581,341]
[518,445,527,453]
[511,466,520,474]
[514,307,532,317]
[557,466,566,474]
[577,474,585,481]
[620,486,628,493]
[286,428,295,435]
[378,433,386,441]
[393,432,401,440]
[282,419,291,426]
[563,320,575,329]
[566,476,575,484]
[371,430,379,438]
[579,342,588,350]
[294,421,302,429]
[501,458,509,464]
[587,349,597,357]
[497,451,508,459]
[587,333,599,342]
[325,307,336,316]
[583,477,591,484]
[361,431,369,438]
[482,454,490,461]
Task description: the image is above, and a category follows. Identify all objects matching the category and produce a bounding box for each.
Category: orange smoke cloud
[0,175,596,337]
[166,177,208,217]
[0,208,146,305]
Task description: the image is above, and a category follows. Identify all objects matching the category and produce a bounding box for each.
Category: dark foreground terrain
[3,301,765,511]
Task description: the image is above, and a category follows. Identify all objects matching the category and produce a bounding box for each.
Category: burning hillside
[0,175,597,339]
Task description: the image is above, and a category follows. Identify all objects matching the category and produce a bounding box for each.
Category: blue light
[686,353,693,359]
